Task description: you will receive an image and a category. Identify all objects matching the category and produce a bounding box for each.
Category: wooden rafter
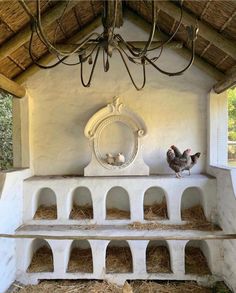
[155,0,236,60]
[200,0,212,20]
[0,1,79,62]
[0,74,25,98]
[213,66,236,93]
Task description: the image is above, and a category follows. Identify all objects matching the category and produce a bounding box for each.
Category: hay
[131,281,212,293]
[146,246,171,273]
[33,205,57,220]
[15,280,231,293]
[67,248,93,273]
[106,208,130,220]
[69,204,93,220]
[106,247,133,273]
[182,205,206,221]
[144,201,168,220]
[129,221,220,231]
[27,246,53,273]
[185,247,211,275]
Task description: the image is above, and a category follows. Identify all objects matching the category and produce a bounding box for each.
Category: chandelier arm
[80,46,100,87]
[144,40,196,76]
[19,0,36,20]
[28,29,69,69]
[117,49,146,91]
[115,35,145,58]
[53,0,70,46]
[147,3,183,52]
[58,43,99,66]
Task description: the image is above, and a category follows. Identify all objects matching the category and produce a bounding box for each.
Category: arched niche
[181,187,206,221]
[27,239,53,272]
[146,240,171,273]
[185,240,211,275]
[106,186,130,220]
[84,97,149,176]
[33,188,57,220]
[106,240,133,273]
[67,240,93,273]
[143,187,168,220]
[69,187,93,220]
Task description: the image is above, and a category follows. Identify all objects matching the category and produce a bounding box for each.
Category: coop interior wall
[22,20,216,176]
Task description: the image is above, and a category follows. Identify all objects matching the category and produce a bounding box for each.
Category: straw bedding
[146,246,171,273]
[27,246,53,273]
[106,247,133,273]
[182,205,207,222]
[69,205,93,220]
[144,201,168,220]
[34,205,57,220]
[67,248,93,273]
[12,280,232,293]
[106,208,130,220]
[185,247,211,275]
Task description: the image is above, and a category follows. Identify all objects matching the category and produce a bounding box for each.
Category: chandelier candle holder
[19,0,199,90]
[84,97,149,176]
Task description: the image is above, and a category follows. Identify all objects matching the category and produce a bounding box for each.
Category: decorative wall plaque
[84,97,149,176]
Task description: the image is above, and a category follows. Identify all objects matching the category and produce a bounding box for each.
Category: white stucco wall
[0,169,31,293]
[22,20,215,176]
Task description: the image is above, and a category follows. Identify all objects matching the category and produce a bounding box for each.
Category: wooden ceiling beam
[0,74,26,98]
[0,1,79,62]
[155,1,236,60]
[125,9,224,82]
[16,17,102,84]
[213,66,236,93]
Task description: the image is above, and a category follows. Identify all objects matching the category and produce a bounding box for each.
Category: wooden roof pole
[0,74,26,98]
[0,1,78,62]
[213,66,236,93]
[156,1,236,60]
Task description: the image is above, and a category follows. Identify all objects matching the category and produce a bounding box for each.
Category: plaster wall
[22,20,215,176]
[0,169,31,293]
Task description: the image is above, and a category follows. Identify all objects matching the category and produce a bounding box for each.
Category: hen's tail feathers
[167,149,175,164]
[171,145,182,157]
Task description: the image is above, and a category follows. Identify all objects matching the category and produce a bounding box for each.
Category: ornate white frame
[84,97,149,176]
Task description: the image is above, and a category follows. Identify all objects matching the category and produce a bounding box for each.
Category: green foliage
[0,91,13,170]
[228,88,236,141]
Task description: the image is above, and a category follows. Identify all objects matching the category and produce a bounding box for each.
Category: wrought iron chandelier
[20,0,199,90]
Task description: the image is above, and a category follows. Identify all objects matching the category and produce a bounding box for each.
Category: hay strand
[14,280,231,293]
[185,246,211,275]
[67,248,93,273]
[106,247,133,273]
[144,201,168,220]
[106,208,130,220]
[27,246,53,273]
[33,205,57,220]
[69,204,93,220]
[146,246,171,273]
[182,205,207,222]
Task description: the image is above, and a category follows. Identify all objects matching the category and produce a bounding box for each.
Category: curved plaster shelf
[84,97,149,176]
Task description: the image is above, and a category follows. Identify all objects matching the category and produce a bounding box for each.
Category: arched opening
[106,240,133,273]
[27,239,53,272]
[67,240,93,273]
[185,240,211,275]
[106,187,130,220]
[181,187,206,222]
[143,187,168,220]
[34,188,57,220]
[69,187,93,220]
[146,241,171,273]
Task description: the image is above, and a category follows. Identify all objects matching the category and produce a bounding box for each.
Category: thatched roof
[0,0,235,92]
